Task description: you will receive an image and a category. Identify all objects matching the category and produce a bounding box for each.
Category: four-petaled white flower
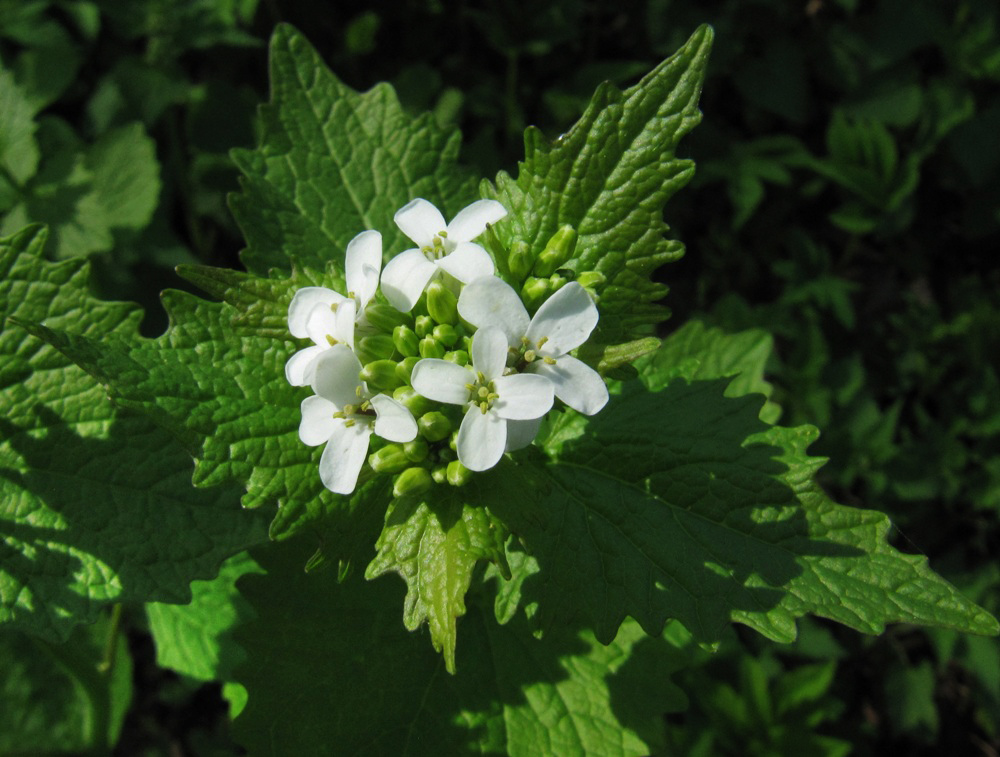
[458,277,609,416]
[410,327,553,471]
[285,229,382,387]
[380,198,507,312]
[299,345,418,494]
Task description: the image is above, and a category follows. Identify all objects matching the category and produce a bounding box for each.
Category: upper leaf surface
[230,23,477,275]
[482,25,713,339]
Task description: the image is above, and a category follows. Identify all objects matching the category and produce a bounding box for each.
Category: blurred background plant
[0,0,997,753]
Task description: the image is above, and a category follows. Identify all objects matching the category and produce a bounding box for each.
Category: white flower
[299,345,417,494]
[285,230,382,386]
[380,198,507,312]
[458,277,609,416]
[410,327,553,471]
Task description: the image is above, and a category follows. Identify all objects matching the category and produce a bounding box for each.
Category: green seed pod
[392,325,420,357]
[446,460,473,487]
[393,466,433,498]
[521,276,551,311]
[533,224,577,277]
[575,270,606,292]
[417,411,451,442]
[355,333,396,364]
[430,465,448,485]
[369,444,410,474]
[365,303,411,333]
[404,438,429,462]
[426,280,459,325]
[432,323,459,348]
[507,240,534,281]
[393,386,435,418]
[415,314,434,338]
[443,349,470,366]
[419,336,446,359]
[360,359,402,392]
[394,356,420,384]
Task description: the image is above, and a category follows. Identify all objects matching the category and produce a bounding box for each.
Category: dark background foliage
[1,0,997,753]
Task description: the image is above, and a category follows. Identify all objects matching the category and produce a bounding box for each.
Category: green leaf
[146,551,264,682]
[230,24,477,275]
[0,227,267,640]
[364,490,509,673]
[482,375,999,645]
[0,65,39,187]
[87,122,161,232]
[482,25,713,340]
[233,537,688,755]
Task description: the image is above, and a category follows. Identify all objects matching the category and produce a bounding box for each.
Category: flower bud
[426,280,459,325]
[419,336,446,359]
[360,359,402,391]
[369,443,410,473]
[393,466,433,498]
[392,325,420,357]
[443,349,470,366]
[432,324,459,348]
[355,334,396,364]
[417,411,451,442]
[404,438,429,462]
[521,277,551,311]
[533,224,577,277]
[575,270,606,293]
[446,460,472,487]
[394,355,419,384]
[548,273,568,294]
[415,314,434,338]
[365,303,411,333]
[393,386,435,417]
[507,240,534,281]
[430,465,448,484]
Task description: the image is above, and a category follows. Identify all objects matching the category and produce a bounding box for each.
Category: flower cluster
[287,198,609,496]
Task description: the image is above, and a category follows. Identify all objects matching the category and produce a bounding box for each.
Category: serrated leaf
[0,227,266,639]
[230,23,477,275]
[480,377,998,645]
[146,551,264,682]
[364,490,509,673]
[482,25,713,340]
[233,537,688,755]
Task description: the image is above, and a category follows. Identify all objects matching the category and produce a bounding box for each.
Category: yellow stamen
[524,349,536,362]
[479,402,489,414]
[325,334,338,346]
[543,357,557,365]
[536,336,549,349]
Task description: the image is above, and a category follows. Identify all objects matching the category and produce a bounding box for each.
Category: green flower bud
[395,356,419,385]
[575,270,606,292]
[507,240,534,281]
[419,336,446,359]
[446,460,472,487]
[443,349,470,366]
[369,444,410,474]
[355,334,396,364]
[430,465,448,485]
[392,325,420,357]
[521,276,551,311]
[392,386,435,417]
[393,466,433,499]
[404,438,429,462]
[533,224,577,277]
[415,314,434,338]
[360,359,402,391]
[417,411,451,442]
[365,303,411,333]
[426,280,458,325]
[432,323,459,348]
[548,273,568,293]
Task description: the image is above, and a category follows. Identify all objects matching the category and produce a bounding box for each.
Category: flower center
[464,370,500,414]
[509,335,557,371]
[420,231,452,261]
[333,398,375,427]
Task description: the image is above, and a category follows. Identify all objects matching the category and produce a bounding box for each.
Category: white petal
[492,373,554,420]
[310,345,363,408]
[456,407,506,472]
[446,199,507,242]
[289,287,344,339]
[380,248,438,311]
[304,303,339,346]
[505,417,542,451]
[318,420,373,495]
[436,242,495,283]
[471,327,508,381]
[299,395,338,446]
[526,282,599,355]
[458,276,529,346]
[528,354,609,415]
[334,297,357,349]
[370,394,418,442]
[411,359,474,405]
[394,198,446,247]
[345,230,382,308]
[285,344,326,386]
